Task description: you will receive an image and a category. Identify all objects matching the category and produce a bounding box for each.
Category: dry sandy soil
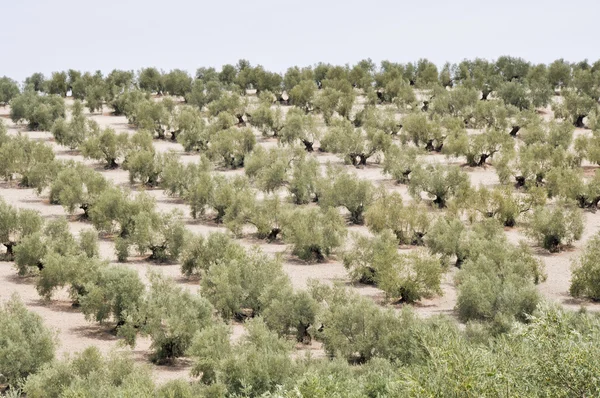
[1,97,599,383]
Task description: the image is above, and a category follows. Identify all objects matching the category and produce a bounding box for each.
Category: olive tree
[244,146,295,193]
[321,119,392,166]
[79,265,145,327]
[138,67,164,94]
[318,166,374,224]
[570,233,600,300]
[249,102,284,137]
[281,207,347,262]
[81,127,129,168]
[364,190,430,245]
[344,230,442,303]
[126,209,188,262]
[181,232,245,277]
[444,127,514,167]
[163,69,192,97]
[51,100,98,149]
[455,238,545,332]
[208,126,255,168]
[0,134,56,186]
[552,89,598,128]
[0,76,19,106]
[35,252,106,303]
[382,144,421,184]
[13,218,80,275]
[175,105,209,152]
[468,185,545,227]
[201,248,291,320]
[288,79,317,112]
[312,284,425,364]
[49,163,110,218]
[288,155,321,204]
[525,204,584,252]
[123,149,167,187]
[0,294,55,387]
[408,163,471,208]
[279,107,321,151]
[400,113,444,151]
[10,91,65,131]
[89,188,156,238]
[23,347,154,398]
[0,198,43,259]
[119,272,214,363]
[189,318,294,395]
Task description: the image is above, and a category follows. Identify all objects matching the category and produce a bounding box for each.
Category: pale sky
[1,0,598,82]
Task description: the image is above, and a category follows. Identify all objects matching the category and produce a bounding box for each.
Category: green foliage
[80,266,145,325]
[382,144,420,183]
[10,92,65,130]
[552,89,598,127]
[400,113,444,151]
[128,209,188,262]
[175,105,209,151]
[138,67,164,93]
[282,207,347,262]
[49,163,109,217]
[313,284,428,364]
[364,190,430,245]
[163,69,192,96]
[0,134,55,187]
[208,126,256,168]
[262,289,319,343]
[288,79,317,112]
[23,347,154,398]
[344,230,442,302]
[288,155,320,204]
[245,146,293,193]
[89,188,156,237]
[110,89,149,116]
[455,237,545,331]
[120,273,214,363]
[408,163,471,208]
[318,166,374,224]
[46,71,68,97]
[13,218,79,276]
[181,232,245,277]
[321,119,392,166]
[123,148,165,187]
[0,294,55,387]
[0,76,20,106]
[209,174,254,225]
[526,204,584,252]
[248,195,290,240]
[279,107,320,151]
[201,247,291,319]
[0,197,43,259]
[81,126,129,168]
[189,318,294,396]
[570,232,600,299]
[36,253,106,302]
[249,102,284,137]
[468,185,545,227]
[131,98,176,139]
[444,127,514,167]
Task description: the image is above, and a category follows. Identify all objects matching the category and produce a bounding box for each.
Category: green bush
[23,347,154,398]
[281,207,347,262]
[525,204,584,252]
[343,230,442,303]
[570,233,600,300]
[0,294,55,387]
